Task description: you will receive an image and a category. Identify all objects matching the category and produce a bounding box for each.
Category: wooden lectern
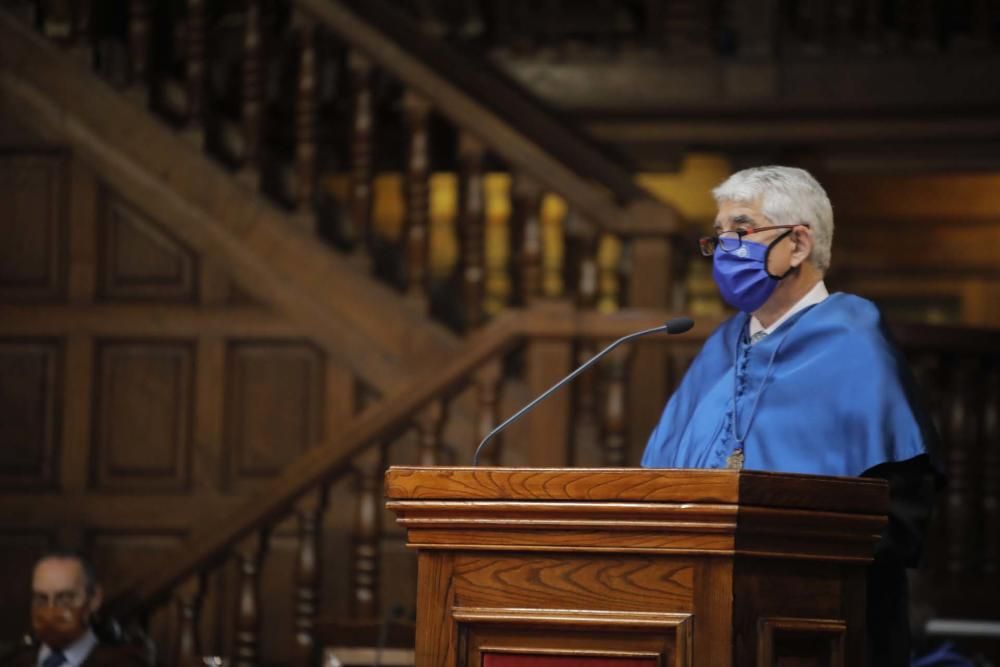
[385,467,889,667]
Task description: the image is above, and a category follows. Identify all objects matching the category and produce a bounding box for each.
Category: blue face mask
[712,231,793,313]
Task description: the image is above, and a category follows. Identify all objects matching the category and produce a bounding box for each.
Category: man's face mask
[712,230,794,313]
[32,592,93,650]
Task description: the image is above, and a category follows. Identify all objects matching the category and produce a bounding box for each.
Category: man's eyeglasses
[31,590,85,609]
[698,224,809,257]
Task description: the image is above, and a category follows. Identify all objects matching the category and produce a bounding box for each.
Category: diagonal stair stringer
[0,11,459,393]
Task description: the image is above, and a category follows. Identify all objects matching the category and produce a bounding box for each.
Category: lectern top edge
[384,466,888,515]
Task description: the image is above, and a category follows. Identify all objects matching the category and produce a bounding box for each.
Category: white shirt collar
[38,628,98,667]
[749,280,829,338]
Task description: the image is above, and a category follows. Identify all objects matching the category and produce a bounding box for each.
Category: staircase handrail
[298,0,683,236]
[107,305,711,618]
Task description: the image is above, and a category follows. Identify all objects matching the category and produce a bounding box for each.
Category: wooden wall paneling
[91,340,194,491]
[98,193,197,302]
[223,341,324,490]
[627,238,673,465]
[199,259,231,306]
[194,337,226,492]
[0,340,61,489]
[0,151,67,301]
[509,303,573,467]
[67,156,98,302]
[324,361,357,454]
[0,531,54,644]
[57,335,90,494]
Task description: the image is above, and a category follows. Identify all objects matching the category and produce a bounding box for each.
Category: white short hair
[712,166,834,272]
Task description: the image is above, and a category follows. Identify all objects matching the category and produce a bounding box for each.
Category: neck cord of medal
[730,312,807,447]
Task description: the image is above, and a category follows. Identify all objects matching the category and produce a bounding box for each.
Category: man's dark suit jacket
[3,642,148,667]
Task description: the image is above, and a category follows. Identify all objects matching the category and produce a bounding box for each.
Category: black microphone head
[665,317,694,334]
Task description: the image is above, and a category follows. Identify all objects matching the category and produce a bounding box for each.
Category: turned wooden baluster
[800,0,828,54]
[474,359,504,465]
[458,132,487,329]
[541,196,566,300]
[173,575,203,667]
[292,489,325,667]
[970,0,994,50]
[128,0,150,88]
[982,364,999,575]
[509,173,544,306]
[600,344,633,466]
[41,0,72,43]
[185,0,205,129]
[597,233,623,313]
[295,10,317,212]
[858,0,882,52]
[416,400,447,466]
[567,213,598,310]
[348,51,375,250]
[351,446,382,619]
[403,90,432,299]
[945,359,975,575]
[233,533,266,667]
[242,0,262,170]
[912,0,938,52]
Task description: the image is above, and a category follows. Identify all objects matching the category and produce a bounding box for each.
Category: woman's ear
[789,225,813,268]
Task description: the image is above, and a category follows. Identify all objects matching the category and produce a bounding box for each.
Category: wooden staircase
[3,1,997,665]
[0,0,689,663]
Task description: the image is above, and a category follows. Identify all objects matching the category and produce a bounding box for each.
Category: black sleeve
[861,453,940,667]
[862,453,939,568]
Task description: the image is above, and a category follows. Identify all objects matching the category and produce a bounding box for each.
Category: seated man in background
[5,550,147,667]
[642,165,940,667]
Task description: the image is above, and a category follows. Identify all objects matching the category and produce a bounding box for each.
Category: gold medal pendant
[726,449,744,470]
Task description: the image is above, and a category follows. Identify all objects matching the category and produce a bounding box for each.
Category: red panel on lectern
[482,654,656,667]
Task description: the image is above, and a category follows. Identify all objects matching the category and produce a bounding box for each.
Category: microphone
[472,316,694,466]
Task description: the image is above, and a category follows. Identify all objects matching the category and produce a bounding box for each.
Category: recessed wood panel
[99,195,197,301]
[0,340,60,489]
[92,341,193,491]
[224,342,324,486]
[0,532,52,641]
[0,152,66,300]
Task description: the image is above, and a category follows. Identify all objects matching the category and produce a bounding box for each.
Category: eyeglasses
[698,224,808,257]
[31,590,85,609]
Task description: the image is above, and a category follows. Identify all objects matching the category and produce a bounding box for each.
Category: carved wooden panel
[0,532,53,640]
[463,609,691,667]
[224,342,324,487]
[756,617,846,666]
[0,340,61,489]
[92,341,194,491]
[99,194,197,301]
[0,152,66,301]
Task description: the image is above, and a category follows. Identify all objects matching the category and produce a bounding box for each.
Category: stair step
[324,646,414,667]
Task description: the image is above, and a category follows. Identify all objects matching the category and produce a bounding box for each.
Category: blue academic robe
[642,293,941,666]
[641,293,933,477]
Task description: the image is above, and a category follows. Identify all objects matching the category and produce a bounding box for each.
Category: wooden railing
[87,307,1000,664]
[8,0,685,332]
[103,306,712,664]
[396,0,1000,58]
